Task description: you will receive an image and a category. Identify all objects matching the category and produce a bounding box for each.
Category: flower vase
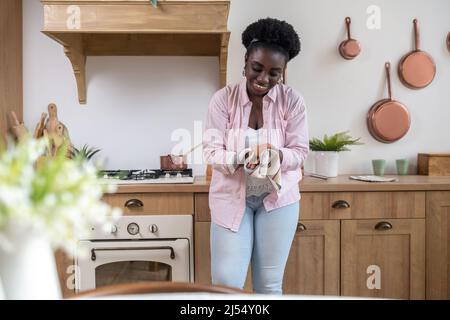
[0,276,5,299]
[314,151,339,178]
[0,224,62,300]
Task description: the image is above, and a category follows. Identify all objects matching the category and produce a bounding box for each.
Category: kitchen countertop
[111,175,450,194]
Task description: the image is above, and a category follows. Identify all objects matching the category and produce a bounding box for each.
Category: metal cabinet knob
[374,221,393,231]
[332,200,350,209]
[297,223,307,232]
[124,199,144,208]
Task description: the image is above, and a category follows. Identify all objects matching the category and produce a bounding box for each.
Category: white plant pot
[314,151,339,178]
[0,224,61,300]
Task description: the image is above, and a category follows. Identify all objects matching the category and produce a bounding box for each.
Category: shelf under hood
[41,0,230,104]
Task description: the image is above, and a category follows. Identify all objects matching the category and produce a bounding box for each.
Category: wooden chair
[76,281,249,298]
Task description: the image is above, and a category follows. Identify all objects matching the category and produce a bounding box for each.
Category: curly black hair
[242,17,301,62]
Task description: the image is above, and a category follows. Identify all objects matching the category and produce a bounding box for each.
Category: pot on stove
[160,154,188,171]
[160,143,203,171]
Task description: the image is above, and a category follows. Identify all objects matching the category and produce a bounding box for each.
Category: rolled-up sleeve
[279,95,309,172]
[203,90,240,175]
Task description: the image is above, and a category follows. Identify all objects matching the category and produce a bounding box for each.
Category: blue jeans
[210,193,299,294]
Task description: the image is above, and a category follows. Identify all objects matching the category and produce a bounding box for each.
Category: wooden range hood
[41,0,230,104]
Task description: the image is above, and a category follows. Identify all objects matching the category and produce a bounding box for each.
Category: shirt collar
[239,78,278,107]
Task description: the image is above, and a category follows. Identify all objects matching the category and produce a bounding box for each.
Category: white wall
[23,0,450,176]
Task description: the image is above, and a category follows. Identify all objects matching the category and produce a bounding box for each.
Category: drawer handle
[124,199,144,208]
[297,223,307,232]
[374,221,393,231]
[331,200,350,209]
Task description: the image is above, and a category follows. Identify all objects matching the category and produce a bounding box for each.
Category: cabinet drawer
[103,193,194,215]
[300,192,425,220]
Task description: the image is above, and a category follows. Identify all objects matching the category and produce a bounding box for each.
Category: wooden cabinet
[283,220,340,296]
[194,222,211,286]
[0,0,22,142]
[194,191,427,299]
[54,249,76,299]
[60,179,448,299]
[194,195,340,294]
[426,191,450,299]
[341,219,425,299]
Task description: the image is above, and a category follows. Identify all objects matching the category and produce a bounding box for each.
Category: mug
[372,159,386,176]
[396,159,409,175]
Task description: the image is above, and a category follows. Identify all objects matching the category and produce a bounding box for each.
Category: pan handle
[345,17,352,40]
[413,18,420,51]
[447,32,450,53]
[385,62,393,101]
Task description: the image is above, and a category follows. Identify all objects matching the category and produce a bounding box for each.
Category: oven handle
[90,246,175,261]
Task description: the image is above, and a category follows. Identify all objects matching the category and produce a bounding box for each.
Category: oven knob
[127,223,140,235]
[110,225,118,234]
[149,224,159,233]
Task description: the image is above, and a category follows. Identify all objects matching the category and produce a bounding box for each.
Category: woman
[203,18,309,294]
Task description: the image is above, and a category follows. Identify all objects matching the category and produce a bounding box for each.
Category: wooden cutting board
[418,153,450,176]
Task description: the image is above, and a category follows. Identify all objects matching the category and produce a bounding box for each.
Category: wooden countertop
[111,175,450,194]
[300,175,450,192]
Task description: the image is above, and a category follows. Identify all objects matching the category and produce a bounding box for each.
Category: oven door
[75,239,191,292]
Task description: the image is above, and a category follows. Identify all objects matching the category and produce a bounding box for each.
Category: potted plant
[309,131,363,177]
[0,136,121,299]
[69,144,101,162]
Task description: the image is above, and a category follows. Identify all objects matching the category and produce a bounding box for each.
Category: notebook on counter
[349,175,398,182]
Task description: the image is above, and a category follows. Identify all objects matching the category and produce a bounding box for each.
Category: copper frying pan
[368,62,411,143]
[339,17,361,60]
[398,19,436,89]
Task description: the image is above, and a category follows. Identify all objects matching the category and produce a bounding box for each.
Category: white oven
[75,215,193,293]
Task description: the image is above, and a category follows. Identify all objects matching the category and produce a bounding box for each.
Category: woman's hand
[245,143,273,170]
[244,150,258,170]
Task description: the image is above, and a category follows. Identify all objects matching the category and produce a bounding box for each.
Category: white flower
[0,137,122,255]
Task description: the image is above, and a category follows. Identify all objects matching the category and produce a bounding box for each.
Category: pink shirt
[203,78,309,232]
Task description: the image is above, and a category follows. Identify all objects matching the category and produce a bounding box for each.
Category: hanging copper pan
[447,32,450,52]
[398,19,436,89]
[339,17,361,60]
[368,62,411,143]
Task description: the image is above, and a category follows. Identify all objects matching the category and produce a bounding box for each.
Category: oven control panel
[80,215,193,240]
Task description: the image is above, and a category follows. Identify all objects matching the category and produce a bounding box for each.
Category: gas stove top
[100,169,194,184]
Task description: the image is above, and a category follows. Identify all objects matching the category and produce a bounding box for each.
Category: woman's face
[244,47,286,98]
